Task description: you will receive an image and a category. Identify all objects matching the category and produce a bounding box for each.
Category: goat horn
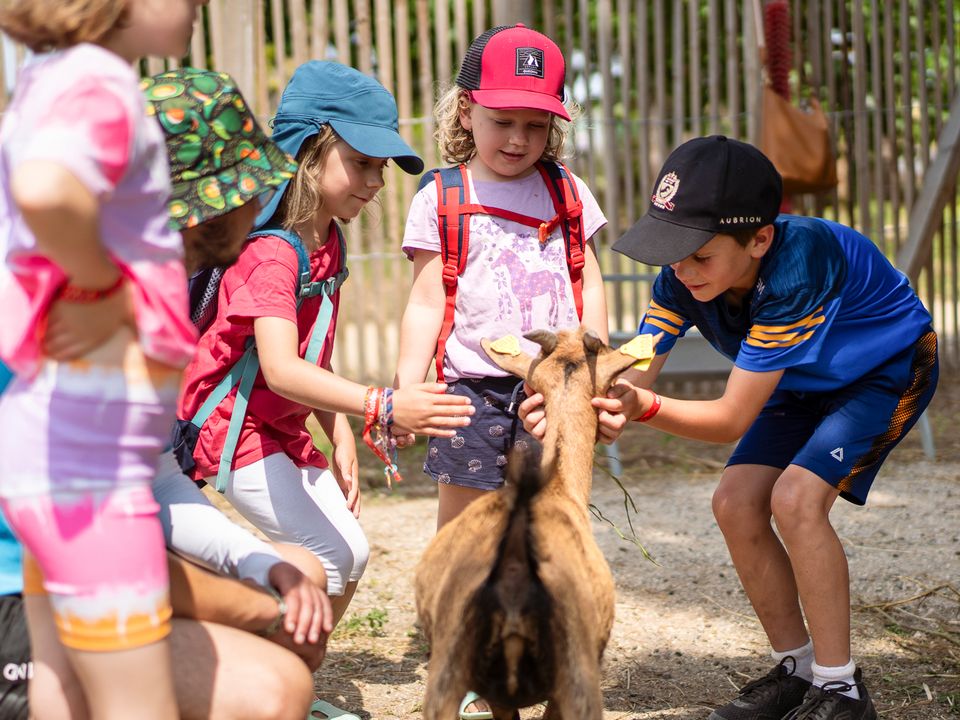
[583,330,604,353]
[524,329,558,355]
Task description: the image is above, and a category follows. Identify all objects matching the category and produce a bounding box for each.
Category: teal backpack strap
[188,225,348,493]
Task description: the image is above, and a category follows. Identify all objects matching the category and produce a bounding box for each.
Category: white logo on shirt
[830,447,844,462]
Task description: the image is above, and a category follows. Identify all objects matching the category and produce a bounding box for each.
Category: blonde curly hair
[0,0,128,52]
[434,85,575,166]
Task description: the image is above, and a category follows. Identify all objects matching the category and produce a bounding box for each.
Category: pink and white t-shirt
[402,167,606,380]
[0,43,195,376]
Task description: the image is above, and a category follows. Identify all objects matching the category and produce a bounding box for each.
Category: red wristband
[58,274,125,303]
[634,390,662,423]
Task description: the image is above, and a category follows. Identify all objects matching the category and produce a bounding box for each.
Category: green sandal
[307,699,361,720]
[459,691,493,720]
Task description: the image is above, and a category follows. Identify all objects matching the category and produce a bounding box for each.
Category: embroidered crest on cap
[651,171,680,211]
[516,47,545,78]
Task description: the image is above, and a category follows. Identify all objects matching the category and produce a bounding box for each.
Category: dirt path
[306,388,960,719]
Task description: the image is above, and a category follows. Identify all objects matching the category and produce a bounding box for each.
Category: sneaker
[781,668,877,720]
[708,658,811,720]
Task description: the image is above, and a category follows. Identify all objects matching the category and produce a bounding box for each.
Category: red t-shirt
[178,228,343,479]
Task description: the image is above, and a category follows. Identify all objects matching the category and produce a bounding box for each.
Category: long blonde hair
[274,125,341,231]
[0,0,128,52]
[434,85,574,165]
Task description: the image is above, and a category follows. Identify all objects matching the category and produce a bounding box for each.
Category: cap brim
[612,213,716,266]
[170,140,298,230]
[469,88,571,121]
[329,119,424,175]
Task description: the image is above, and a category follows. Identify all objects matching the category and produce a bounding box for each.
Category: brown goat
[414,327,640,720]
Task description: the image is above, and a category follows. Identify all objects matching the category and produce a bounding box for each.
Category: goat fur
[414,327,640,720]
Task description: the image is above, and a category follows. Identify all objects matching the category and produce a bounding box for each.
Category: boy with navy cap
[523,135,937,720]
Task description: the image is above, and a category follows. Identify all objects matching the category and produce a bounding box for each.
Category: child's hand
[392,428,416,449]
[331,433,360,518]
[591,379,642,444]
[517,386,547,441]
[43,282,134,360]
[265,561,332,670]
[391,382,474,437]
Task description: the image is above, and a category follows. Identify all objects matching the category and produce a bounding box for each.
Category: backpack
[418,160,586,381]
[170,225,349,493]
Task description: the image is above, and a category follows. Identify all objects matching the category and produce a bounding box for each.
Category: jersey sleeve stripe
[644,317,682,335]
[745,328,819,348]
[749,307,826,335]
[649,300,685,326]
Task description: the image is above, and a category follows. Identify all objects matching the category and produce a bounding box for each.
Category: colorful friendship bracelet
[362,386,402,487]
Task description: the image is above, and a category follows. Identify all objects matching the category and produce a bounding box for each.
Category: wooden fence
[1,1,957,382]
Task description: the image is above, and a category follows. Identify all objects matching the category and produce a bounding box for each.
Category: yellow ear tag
[618,334,656,371]
[489,334,522,356]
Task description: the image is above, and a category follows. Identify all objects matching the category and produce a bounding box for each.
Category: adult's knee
[250,651,313,720]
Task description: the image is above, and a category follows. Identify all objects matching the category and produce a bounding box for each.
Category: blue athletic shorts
[728,329,938,505]
[423,376,537,491]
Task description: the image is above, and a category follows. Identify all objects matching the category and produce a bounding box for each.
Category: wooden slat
[707,0,720,135]
[333,0,350,64]
[724,0,739,138]
[688,0,702,137]
[270,0,288,94]
[288,0,309,67]
[415,0,437,171]
[434,0,451,93]
[253,0,269,119]
[311,0,330,61]
[578,0,598,189]
[454,0,468,64]
[654,0,668,154]
[916,0,931,176]
[883,0,901,253]
[353,0,373,75]
[671,0,684,146]
[900,0,917,211]
[896,91,960,283]
[635,0,652,196]
[190,4,209,69]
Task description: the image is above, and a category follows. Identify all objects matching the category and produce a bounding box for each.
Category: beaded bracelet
[58,274,125,303]
[634,389,662,423]
[362,386,402,487]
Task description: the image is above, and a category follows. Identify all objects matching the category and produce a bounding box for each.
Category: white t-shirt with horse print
[402,166,607,380]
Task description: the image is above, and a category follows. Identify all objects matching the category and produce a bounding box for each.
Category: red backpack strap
[428,164,472,382]
[536,161,586,319]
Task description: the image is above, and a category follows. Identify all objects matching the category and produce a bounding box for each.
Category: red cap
[455,24,570,121]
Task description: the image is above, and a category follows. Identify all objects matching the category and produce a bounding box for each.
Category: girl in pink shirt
[0,2,206,719]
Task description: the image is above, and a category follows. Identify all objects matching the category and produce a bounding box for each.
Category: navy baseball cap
[612,135,782,266]
[256,60,424,228]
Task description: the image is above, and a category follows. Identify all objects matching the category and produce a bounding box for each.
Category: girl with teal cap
[175,60,474,720]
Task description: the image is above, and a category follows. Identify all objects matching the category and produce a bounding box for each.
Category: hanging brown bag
[760,84,838,194]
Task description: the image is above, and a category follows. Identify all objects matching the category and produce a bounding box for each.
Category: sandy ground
[259,383,960,719]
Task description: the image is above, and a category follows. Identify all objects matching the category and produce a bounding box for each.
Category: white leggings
[214,453,369,596]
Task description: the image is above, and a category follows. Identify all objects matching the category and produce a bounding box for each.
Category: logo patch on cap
[651,171,680,211]
[515,47,545,78]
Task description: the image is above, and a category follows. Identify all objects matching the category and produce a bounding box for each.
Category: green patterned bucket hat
[141,68,298,230]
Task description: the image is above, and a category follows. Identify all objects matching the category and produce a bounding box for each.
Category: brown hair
[274,125,341,231]
[433,85,574,165]
[0,0,129,52]
[726,227,762,247]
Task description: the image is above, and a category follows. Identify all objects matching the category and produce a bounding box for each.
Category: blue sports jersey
[639,215,932,392]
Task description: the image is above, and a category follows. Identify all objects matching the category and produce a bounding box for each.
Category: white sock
[771,639,814,682]
[812,659,860,700]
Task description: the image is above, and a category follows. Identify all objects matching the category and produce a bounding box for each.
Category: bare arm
[12,161,133,359]
[579,239,609,342]
[596,365,784,444]
[254,316,472,435]
[394,250,445,387]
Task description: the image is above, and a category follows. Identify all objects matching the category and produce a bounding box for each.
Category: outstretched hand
[392,382,474,437]
[266,560,333,669]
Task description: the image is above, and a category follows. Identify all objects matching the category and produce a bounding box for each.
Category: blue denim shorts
[423,376,539,491]
[728,330,939,505]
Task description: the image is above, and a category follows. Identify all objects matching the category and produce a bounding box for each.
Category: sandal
[459,691,493,720]
[307,699,361,720]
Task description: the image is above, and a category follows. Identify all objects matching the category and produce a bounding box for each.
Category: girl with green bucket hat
[173,61,475,720]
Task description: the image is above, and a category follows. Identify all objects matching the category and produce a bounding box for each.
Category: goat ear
[595,346,651,392]
[480,338,536,380]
